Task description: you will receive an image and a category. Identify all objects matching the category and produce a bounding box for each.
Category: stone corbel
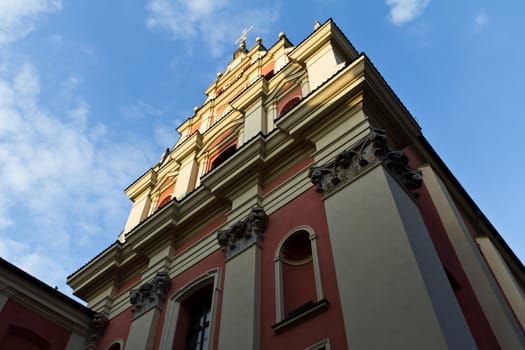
[309,128,422,195]
[217,207,268,259]
[129,271,171,317]
[86,312,109,350]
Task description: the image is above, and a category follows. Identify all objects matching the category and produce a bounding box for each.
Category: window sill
[271,299,329,334]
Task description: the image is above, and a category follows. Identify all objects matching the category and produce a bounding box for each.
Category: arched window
[209,145,237,171]
[159,270,220,350]
[278,96,302,117]
[106,340,123,350]
[274,226,325,325]
[179,285,213,350]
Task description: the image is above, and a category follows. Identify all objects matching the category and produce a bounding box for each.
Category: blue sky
[1,0,524,298]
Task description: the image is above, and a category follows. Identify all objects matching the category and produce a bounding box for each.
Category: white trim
[304,338,331,350]
[105,338,124,350]
[158,268,221,350]
[0,293,9,312]
[274,226,324,322]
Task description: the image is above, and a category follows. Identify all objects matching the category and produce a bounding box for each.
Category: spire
[233,26,253,58]
[235,26,253,49]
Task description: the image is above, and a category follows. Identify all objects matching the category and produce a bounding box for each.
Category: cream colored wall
[122,194,151,239]
[477,236,525,330]
[244,103,266,141]
[218,245,261,350]
[421,165,525,349]
[64,332,87,350]
[173,157,198,199]
[385,167,477,349]
[306,43,345,91]
[125,308,160,350]
[324,165,475,350]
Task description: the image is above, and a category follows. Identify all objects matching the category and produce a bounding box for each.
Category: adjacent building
[66,19,525,350]
[0,258,95,350]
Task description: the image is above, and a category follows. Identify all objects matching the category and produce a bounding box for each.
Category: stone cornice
[229,78,268,112]
[124,169,157,201]
[276,55,366,137]
[360,55,421,147]
[171,131,203,162]
[288,20,358,65]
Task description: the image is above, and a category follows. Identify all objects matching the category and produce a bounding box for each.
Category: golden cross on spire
[235,26,253,48]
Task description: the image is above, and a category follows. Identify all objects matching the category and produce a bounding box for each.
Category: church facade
[66,20,525,350]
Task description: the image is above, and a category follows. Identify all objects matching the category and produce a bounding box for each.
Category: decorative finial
[217,72,223,78]
[279,32,285,40]
[193,106,199,113]
[256,36,262,45]
[235,26,253,49]
[314,20,321,30]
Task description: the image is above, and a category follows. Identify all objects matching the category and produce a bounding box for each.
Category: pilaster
[126,272,171,350]
[216,207,267,350]
[312,130,476,349]
[422,165,525,349]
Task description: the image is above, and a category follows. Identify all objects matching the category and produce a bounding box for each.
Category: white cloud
[146,0,279,57]
[0,0,62,45]
[0,237,66,288]
[0,59,155,291]
[474,13,488,28]
[386,0,430,26]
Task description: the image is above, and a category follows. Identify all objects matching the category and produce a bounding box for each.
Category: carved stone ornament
[86,312,109,350]
[217,207,268,259]
[309,128,422,195]
[129,271,171,317]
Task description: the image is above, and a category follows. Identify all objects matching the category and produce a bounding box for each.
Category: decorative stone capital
[129,271,171,317]
[217,207,268,259]
[86,312,109,350]
[309,128,422,195]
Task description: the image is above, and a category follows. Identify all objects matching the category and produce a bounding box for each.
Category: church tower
[68,20,525,350]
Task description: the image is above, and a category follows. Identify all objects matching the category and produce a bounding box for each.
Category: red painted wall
[282,260,317,316]
[0,299,71,350]
[403,143,502,350]
[261,186,349,350]
[151,249,226,350]
[97,305,134,350]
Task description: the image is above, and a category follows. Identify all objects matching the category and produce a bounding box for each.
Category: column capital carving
[129,271,171,317]
[86,312,109,350]
[309,128,422,195]
[217,207,268,259]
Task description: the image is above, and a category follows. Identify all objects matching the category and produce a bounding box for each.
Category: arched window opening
[263,69,274,80]
[278,96,302,117]
[171,282,214,350]
[183,285,213,350]
[210,145,237,171]
[273,226,327,331]
[107,342,122,350]
[159,271,219,350]
[280,230,316,318]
